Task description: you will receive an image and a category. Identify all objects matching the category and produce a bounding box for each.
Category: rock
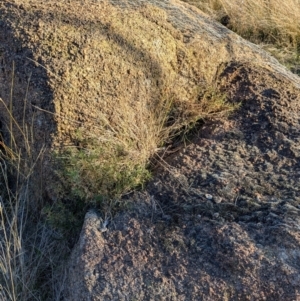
[0,0,299,160]
[205,193,213,200]
[65,191,300,301]
[64,210,106,301]
[1,0,300,300]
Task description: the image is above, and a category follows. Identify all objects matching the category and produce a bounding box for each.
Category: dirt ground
[64,63,300,301]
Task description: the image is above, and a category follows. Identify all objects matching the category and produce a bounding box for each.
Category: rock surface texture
[1,0,300,300]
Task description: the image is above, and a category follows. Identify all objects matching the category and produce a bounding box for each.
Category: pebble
[205,194,213,200]
[214,196,223,203]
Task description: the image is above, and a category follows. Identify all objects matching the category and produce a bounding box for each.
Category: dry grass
[57,83,236,202]
[0,181,67,301]
[184,0,300,44]
[220,0,300,46]
[55,89,169,201]
[183,0,300,72]
[0,73,236,300]
[0,96,68,301]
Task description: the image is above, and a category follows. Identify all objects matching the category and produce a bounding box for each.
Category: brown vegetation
[183,0,300,73]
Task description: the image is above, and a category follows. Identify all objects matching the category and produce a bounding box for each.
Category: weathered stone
[1,0,300,300]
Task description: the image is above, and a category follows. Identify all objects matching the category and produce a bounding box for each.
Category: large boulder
[1,0,300,300]
[0,0,298,159]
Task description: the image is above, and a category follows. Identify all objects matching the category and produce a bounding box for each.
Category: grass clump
[56,84,236,204]
[56,134,151,202]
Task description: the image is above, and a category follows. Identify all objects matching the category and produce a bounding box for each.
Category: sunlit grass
[183,0,300,73]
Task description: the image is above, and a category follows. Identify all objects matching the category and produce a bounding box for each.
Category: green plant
[56,141,151,202]
[55,84,236,204]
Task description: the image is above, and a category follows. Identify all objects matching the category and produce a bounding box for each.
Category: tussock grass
[57,84,236,203]
[56,91,168,201]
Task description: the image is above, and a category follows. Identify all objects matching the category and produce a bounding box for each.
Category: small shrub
[55,84,236,204]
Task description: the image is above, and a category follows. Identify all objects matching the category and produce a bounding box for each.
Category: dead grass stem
[0,96,67,301]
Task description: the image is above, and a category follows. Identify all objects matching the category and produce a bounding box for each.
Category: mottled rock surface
[1,0,300,300]
[58,1,300,301]
[1,0,299,153]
